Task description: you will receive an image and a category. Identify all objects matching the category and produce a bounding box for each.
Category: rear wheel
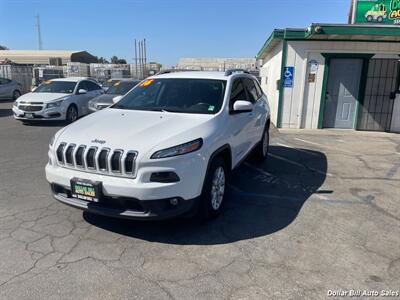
[377,16,383,22]
[200,157,227,220]
[66,105,78,123]
[12,90,21,100]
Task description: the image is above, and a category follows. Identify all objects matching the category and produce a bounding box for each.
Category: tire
[12,90,21,100]
[66,105,78,123]
[254,123,270,162]
[377,16,383,22]
[366,15,373,22]
[199,157,227,220]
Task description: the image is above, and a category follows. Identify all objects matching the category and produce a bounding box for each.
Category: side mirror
[112,95,123,103]
[78,89,87,94]
[233,100,253,113]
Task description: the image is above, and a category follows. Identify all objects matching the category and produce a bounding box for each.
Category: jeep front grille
[56,143,138,177]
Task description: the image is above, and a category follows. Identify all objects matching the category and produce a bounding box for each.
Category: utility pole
[134,39,138,79]
[35,14,43,50]
[143,38,147,78]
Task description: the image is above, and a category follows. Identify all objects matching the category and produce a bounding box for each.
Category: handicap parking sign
[283,66,294,88]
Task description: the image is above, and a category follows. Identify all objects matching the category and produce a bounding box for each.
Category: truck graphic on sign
[365,2,387,22]
[354,0,400,24]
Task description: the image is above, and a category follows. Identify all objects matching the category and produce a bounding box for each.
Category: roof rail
[156,69,199,75]
[224,69,250,76]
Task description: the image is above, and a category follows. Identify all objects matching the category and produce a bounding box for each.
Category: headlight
[151,138,203,159]
[46,100,64,109]
[13,101,17,107]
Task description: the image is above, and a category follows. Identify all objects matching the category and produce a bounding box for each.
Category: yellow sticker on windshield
[140,79,154,87]
[114,81,120,86]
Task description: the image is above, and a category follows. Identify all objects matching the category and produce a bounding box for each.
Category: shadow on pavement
[84,145,327,245]
[0,108,13,117]
[22,120,66,127]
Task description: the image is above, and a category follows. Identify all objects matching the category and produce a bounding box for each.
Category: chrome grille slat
[56,142,137,177]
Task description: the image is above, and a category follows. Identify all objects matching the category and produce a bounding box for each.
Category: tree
[97,56,109,64]
[0,45,9,50]
[110,56,127,64]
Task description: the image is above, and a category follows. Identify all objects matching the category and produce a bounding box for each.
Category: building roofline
[256,23,400,59]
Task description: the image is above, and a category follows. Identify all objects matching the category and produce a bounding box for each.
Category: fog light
[169,198,179,206]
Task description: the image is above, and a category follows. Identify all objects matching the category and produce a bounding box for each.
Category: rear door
[0,78,12,98]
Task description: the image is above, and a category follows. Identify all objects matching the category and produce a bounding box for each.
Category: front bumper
[50,183,197,220]
[12,106,66,121]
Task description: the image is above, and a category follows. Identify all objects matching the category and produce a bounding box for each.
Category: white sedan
[13,77,103,123]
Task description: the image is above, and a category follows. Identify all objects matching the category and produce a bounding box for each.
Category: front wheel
[13,90,21,100]
[200,157,227,220]
[66,105,78,123]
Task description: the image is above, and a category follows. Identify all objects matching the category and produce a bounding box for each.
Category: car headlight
[13,101,18,107]
[151,138,203,159]
[46,100,64,109]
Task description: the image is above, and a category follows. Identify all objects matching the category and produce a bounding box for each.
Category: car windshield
[106,81,139,95]
[112,78,227,114]
[34,81,76,94]
[102,80,117,88]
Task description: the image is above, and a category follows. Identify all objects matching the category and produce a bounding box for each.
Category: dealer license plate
[70,178,102,202]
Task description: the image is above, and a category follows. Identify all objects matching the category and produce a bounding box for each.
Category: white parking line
[275,142,320,157]
[268,153,334,177]
[294,137,353,154]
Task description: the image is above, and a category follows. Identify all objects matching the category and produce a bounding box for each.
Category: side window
[243,78,258,103]
[253,79,263,99]
[77,81,88,92]
[230,79,247,109]
[86,81,100,91]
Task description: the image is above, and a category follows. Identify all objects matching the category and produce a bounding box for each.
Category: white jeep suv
[13,77,103,123]
[45,70,270,220]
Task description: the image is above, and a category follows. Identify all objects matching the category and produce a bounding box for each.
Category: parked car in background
[0,77,22,100]
[101,78,126,92]
[13,77,103,123]
[89,79,140,112]
[46,70,270,221]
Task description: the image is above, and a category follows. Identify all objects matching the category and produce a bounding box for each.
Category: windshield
[34,81,76,94]
[106,81,139,95]
[102,80,118,88]
[112,79,227,114]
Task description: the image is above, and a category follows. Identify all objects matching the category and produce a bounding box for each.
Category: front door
[323,59,363,129]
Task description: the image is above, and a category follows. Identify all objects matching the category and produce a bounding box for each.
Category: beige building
[0,50,98,65]
[177,57,257,71]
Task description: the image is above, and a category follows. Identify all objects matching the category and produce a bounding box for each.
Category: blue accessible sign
[283,66,294,88]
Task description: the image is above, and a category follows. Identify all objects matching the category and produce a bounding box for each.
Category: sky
[0,0,351,67]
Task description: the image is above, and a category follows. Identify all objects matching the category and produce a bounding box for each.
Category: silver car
[89,79,140,112]
[0,77,22,100]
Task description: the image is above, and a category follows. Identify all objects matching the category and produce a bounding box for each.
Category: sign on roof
[353,0,400,25]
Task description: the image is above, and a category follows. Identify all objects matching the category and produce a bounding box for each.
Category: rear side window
[243,78,258,103]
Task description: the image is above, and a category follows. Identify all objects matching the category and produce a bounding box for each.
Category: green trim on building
[257,24,400,59]
[317,53,374,129]
[276,41,288,128]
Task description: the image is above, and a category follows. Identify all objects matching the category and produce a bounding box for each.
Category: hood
[89,94,114,105]
[56,108,214,156]
[17,92,70,103]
